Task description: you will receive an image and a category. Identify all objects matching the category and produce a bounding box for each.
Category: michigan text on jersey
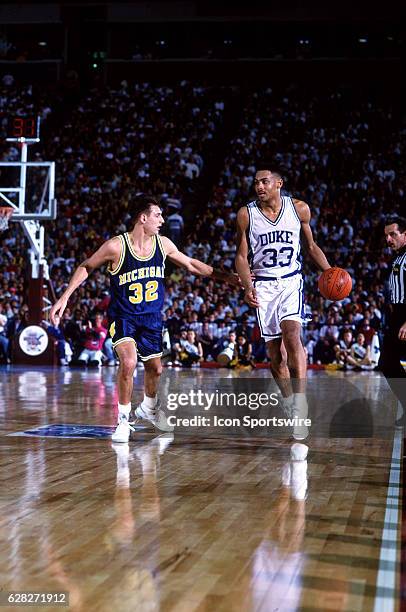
[118,266,165,286]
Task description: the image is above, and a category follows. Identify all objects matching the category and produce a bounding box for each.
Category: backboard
[0,160,56,221]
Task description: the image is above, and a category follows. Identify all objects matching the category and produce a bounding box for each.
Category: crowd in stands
[182,86,404,369]
[0,79,404,368]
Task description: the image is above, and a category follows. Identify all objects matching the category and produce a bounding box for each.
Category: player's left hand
[399,322,406,341]
[244,287,260,308]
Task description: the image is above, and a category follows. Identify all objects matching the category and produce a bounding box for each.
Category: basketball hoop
[0,206,14,232]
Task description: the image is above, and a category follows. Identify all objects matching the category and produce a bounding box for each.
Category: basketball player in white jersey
[236,166,331,438]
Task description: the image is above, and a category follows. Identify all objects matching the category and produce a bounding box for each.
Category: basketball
[318,267,352,301]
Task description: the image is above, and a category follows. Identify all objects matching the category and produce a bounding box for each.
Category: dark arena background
[0,1,405,611]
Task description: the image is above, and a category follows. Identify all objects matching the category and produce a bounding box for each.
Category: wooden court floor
[0,366,402,612]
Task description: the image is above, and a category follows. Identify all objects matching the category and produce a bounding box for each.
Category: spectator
[333,329,354,368]
[0,303,9,362]
[231,334,255,369]
[346,332,373,369]
[173,329,203,368]
[198,321,215,360]
[166,209,184,244]
[45,318,73,366]
[356,315,376,346]
[217,331,236,366]
[319,316,340,342]
[77,313,107,367]
[313,337,336,365]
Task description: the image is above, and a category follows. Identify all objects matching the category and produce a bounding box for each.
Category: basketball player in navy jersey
[50,196,239,443]
[236,166,331,438]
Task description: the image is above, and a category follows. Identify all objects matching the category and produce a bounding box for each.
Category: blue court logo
[8,423,147,439]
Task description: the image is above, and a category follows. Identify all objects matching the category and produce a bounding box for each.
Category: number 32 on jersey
[128,280,158,304]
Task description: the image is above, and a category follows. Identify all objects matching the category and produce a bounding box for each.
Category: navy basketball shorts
[108,313,163,361]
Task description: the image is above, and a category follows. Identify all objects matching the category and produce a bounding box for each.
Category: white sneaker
[132,401,174,433]
[112,417,135,443]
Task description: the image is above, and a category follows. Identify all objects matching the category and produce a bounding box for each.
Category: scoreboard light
[6,116,40,142]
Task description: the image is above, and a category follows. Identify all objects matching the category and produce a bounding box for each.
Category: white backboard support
[0,124,57,326]
[0,141,57,282]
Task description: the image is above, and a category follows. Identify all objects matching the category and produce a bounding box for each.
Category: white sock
[118,402,131,418]
[292,393,308,419]
[282,394,294,407]
[142,395,157,412]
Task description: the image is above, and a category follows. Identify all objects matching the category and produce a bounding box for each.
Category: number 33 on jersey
[107,233,166,318]
[247,196,302,279]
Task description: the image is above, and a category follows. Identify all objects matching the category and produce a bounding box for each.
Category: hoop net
[0,206,14,232]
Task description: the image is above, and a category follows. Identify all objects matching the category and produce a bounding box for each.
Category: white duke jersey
[246,196,302,279]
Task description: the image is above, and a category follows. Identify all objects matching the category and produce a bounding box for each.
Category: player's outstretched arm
[294,200,331,272]
[160,235,240,286]
[50,237,121,324]
[235,207,259,308]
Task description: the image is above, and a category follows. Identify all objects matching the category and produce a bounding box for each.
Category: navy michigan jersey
[108,232,166,319]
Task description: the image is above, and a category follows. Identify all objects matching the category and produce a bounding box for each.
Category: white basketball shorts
[255,274,305,340]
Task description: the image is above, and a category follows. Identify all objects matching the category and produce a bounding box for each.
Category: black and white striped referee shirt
[389,247,406,305]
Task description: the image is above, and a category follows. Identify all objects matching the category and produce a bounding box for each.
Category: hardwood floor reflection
[0,366,401,611]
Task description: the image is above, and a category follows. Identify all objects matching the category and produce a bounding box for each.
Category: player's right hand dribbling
[244,287,260,308]
[50,297,68,326]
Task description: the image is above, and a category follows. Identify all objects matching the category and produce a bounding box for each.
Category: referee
[380,215,406,424]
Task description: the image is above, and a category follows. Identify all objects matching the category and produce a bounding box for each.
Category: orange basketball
[318,267,352,301]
